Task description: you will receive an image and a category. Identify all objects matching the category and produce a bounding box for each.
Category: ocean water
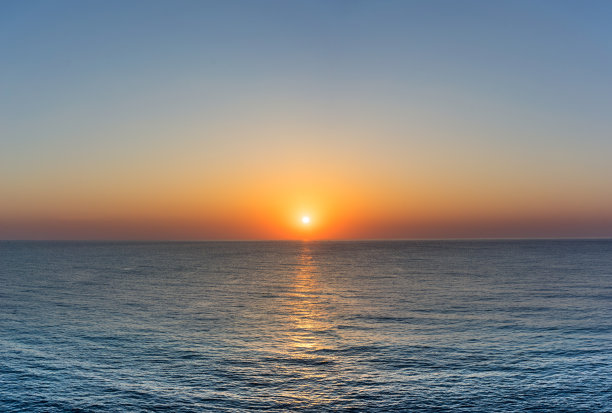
[0,240,610,412]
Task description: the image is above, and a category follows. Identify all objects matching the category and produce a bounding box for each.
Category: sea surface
[1,240,611,412]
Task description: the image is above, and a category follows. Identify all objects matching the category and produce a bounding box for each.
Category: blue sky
[2,1,612,239]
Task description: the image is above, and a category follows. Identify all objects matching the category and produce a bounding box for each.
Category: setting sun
[302,216,310,224]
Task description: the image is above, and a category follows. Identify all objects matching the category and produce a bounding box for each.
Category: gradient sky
[2,0,612,240]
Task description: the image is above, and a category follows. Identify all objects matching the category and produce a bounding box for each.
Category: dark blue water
[1,240,611,412]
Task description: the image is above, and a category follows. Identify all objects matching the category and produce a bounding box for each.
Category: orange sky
[2,2,612,239]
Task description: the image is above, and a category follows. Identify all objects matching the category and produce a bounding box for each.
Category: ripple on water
[0,240,611,411]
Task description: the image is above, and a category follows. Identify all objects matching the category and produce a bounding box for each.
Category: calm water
[1,240,611,412]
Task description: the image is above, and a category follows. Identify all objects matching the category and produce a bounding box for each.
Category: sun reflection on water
[287,243,330,348]
[276,242,338,406]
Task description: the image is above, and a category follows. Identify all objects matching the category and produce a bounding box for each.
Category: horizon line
[1,237,611,243]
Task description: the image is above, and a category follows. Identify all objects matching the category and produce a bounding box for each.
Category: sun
[302,216,310,224]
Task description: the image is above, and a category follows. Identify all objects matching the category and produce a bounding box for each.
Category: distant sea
[1,240,610,412]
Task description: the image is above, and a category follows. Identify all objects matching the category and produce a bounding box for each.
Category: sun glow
[302,216,310,224]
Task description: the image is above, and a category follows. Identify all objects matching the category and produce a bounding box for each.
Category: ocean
[1,240,610,412]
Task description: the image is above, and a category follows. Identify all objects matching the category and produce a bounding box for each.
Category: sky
[2,0,612,240]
